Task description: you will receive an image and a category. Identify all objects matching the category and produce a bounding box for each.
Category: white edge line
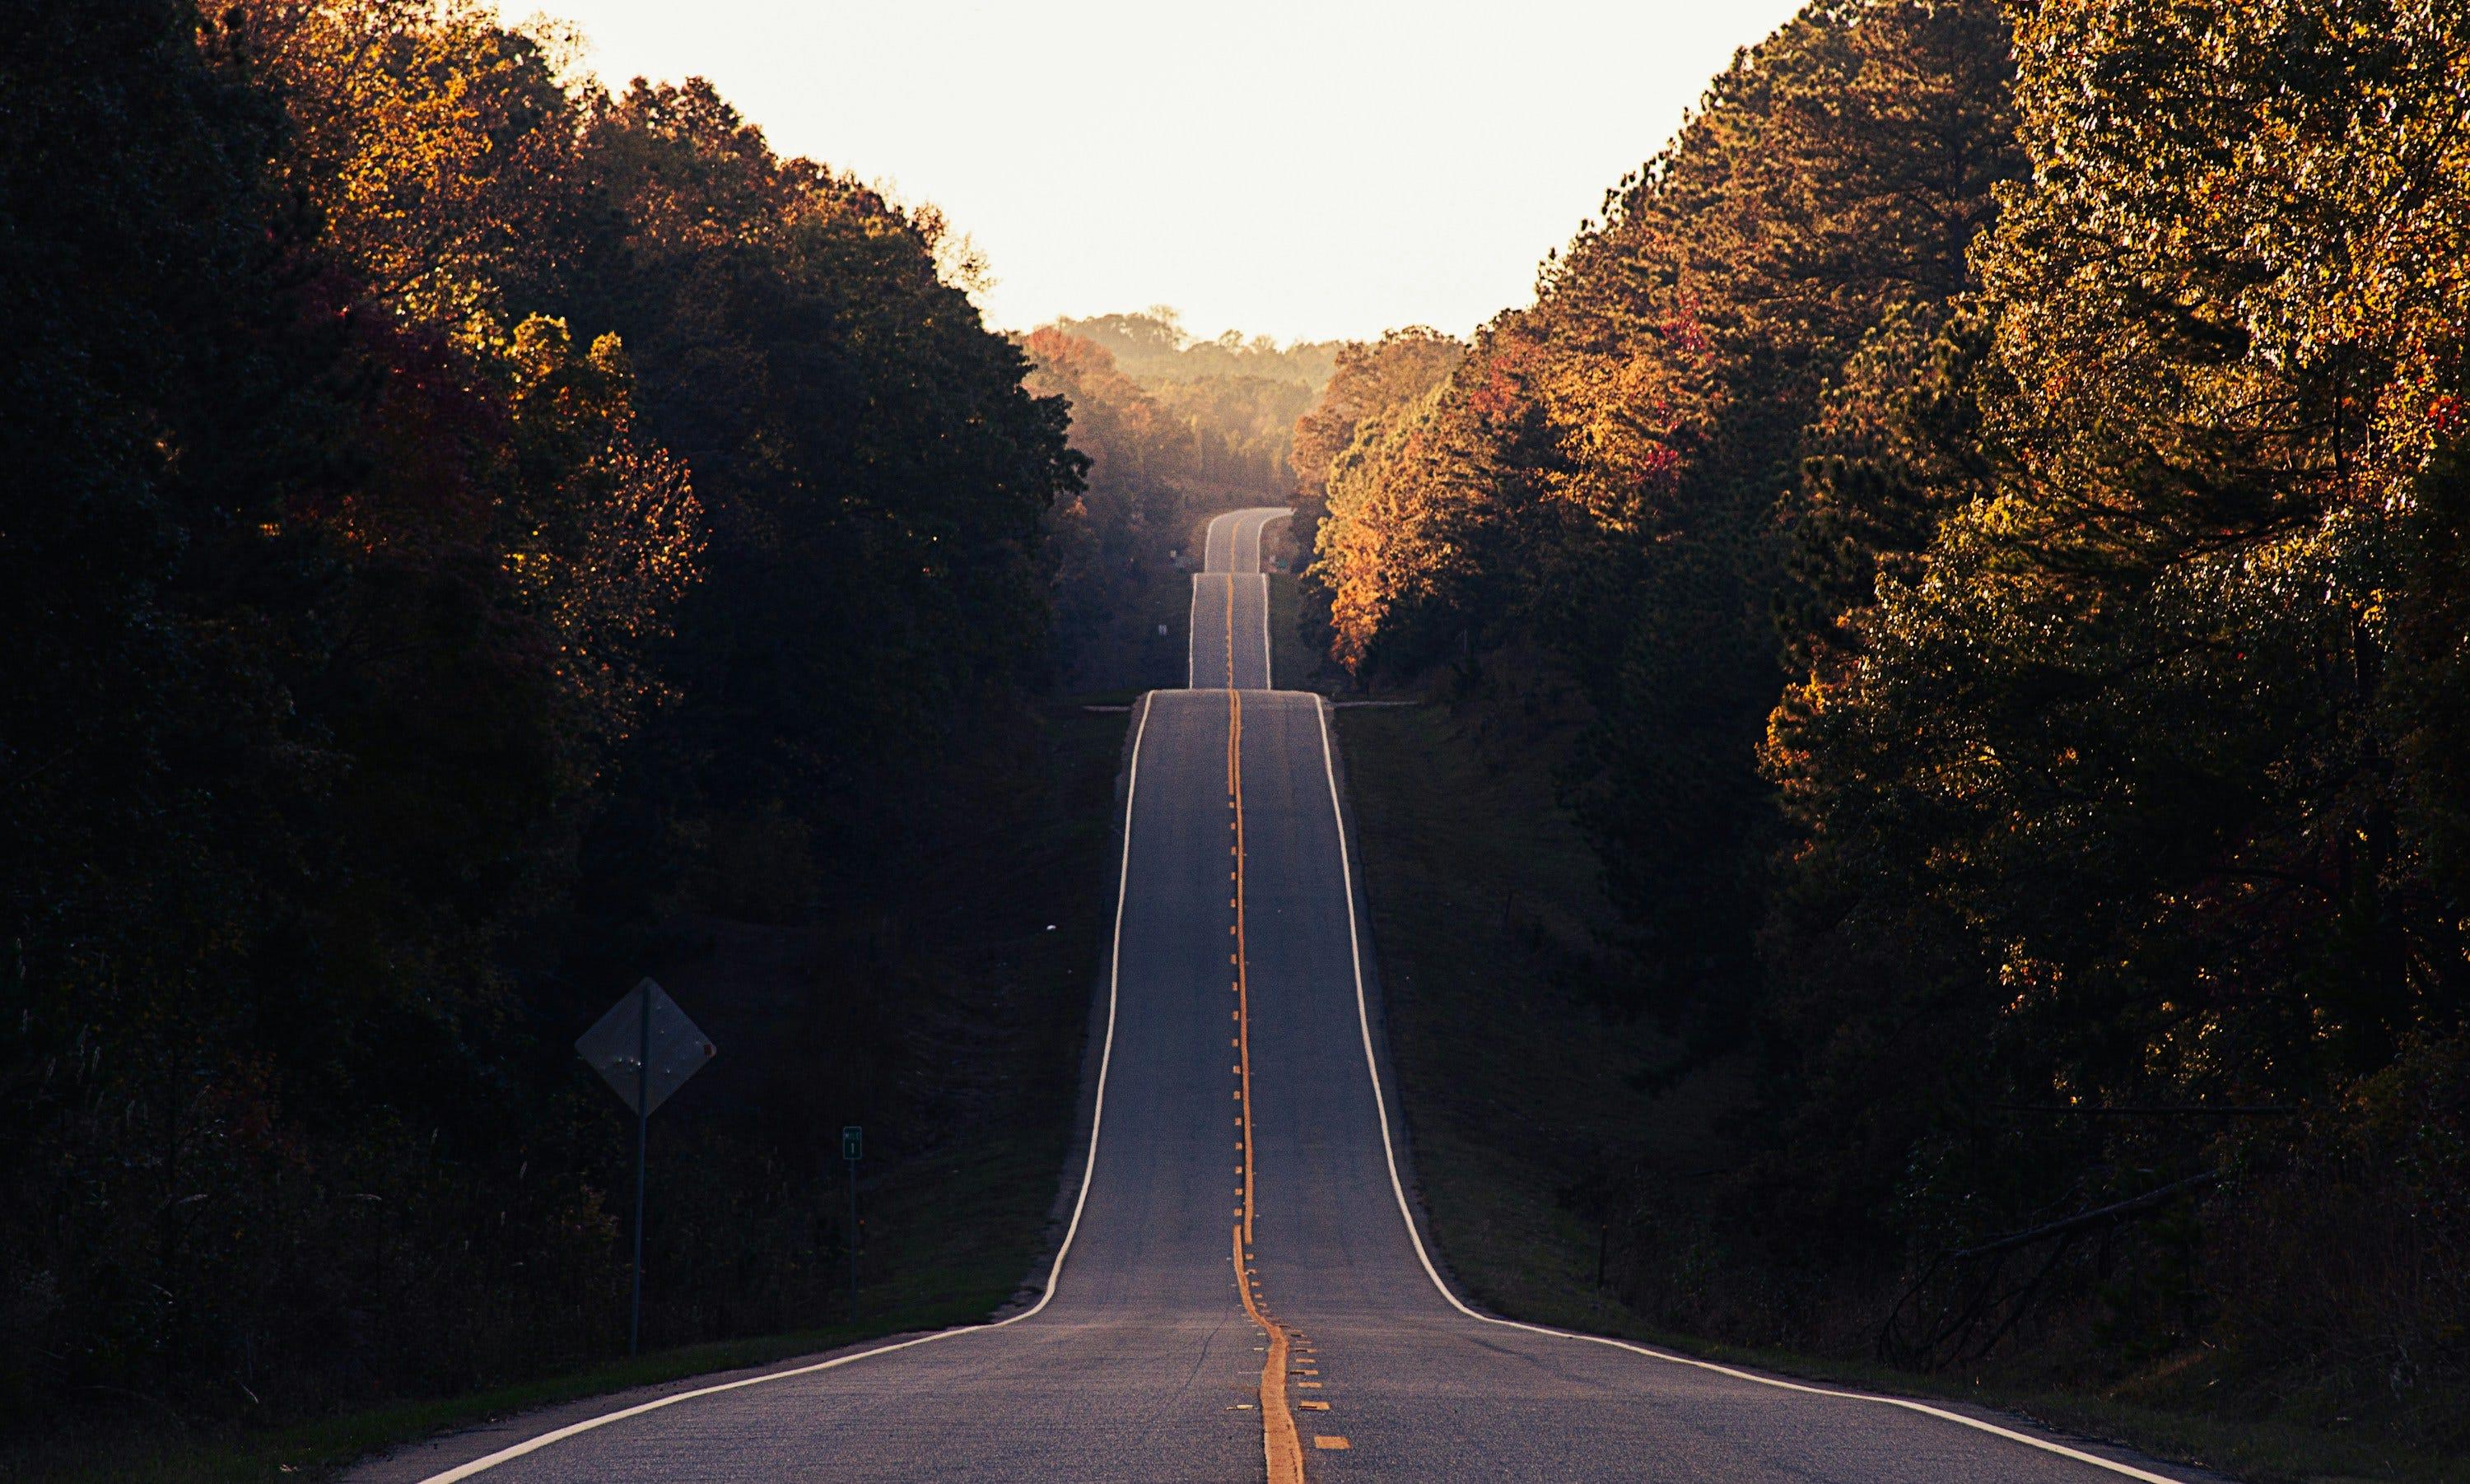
[418,698,1158,1483]
[1257,573,1272,691]
[1186,575,1200,690]
[1305,697,2191,1484]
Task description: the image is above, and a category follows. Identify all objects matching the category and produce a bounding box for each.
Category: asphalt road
[373,507,2209,1482]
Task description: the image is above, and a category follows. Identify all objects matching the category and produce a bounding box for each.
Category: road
[1189,508,1276,689]
[374,508,2207,1482]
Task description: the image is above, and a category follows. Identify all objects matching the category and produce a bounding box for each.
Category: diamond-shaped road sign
[576,978,715,1117]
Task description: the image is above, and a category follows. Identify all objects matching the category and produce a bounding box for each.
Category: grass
[7,698,1135,1484]
[1265,574,1326,694]
[7,1203,1068,1483]
[1334,697,2465,1484]
[1331,700,1725,1325]
[11,1323,920,1483]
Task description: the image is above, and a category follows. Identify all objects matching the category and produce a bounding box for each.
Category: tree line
[1296,0,2468,1444]
[2,0,1081,1435]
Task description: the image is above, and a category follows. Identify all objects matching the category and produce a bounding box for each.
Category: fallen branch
[1949,1169,2224,1261]
[1879,1169,2225,1370]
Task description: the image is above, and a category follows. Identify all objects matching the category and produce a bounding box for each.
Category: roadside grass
[12,1323,914,1484]
[1335,698,2465,1484]
[30,1125,1078,1483]
[1258,505,1301,575]
[5,700,1132,1484]
[1330,700,1726,1325]
[1265,575,1327,694]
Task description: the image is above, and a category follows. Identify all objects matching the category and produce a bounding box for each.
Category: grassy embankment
[1266,575,1321,693]
[11,700,1131,1484]
[1336,695,2466,1484]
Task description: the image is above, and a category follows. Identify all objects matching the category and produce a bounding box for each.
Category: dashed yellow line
[1228,685,1305,1484]
[1233,1224,1301,1483]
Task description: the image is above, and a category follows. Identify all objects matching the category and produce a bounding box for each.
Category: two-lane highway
[370,507,2208,1482]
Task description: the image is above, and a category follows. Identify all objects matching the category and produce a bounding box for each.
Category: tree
[1307,0,2020,1013]
[570,78,1079,883]
[0,0,1074,1428]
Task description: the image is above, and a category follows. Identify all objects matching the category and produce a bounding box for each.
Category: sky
[528,0,1810,345]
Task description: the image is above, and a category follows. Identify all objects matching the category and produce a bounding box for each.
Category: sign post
[631,989,647,1356]
[841,1124,863,1319]
[576,978,716,1355]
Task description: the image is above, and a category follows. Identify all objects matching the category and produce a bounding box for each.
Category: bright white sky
[528,0,1809,345]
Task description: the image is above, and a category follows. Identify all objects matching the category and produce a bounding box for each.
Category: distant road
[1189,507,1282,689]
[370,508,2209,1482]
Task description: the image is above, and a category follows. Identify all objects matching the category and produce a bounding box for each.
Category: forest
[2,0,1089,1449]
[1296,0,2468,1452]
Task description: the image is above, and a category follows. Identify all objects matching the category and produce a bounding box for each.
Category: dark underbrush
[1340,682,2469,1483]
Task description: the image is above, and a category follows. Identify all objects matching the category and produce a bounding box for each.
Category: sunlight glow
[520,0,1810,342]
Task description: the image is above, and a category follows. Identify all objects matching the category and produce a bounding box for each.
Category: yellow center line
[1233,1225,1303,1482]
[1223,568,1238,688]
[1227,683,1304,1484]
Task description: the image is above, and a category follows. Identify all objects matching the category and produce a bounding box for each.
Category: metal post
[631,984,649,1356]
[846,1153,860,1320]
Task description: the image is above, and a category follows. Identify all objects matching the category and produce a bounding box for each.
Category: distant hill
[1051,307,1340,392]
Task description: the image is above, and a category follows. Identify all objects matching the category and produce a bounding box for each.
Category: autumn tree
[566,78,1077,898]
[1755,2,2470,1389]
[1,0,1074,1432]
[1308,0,2470,1434]
[1289,327,1466,672]
[1307,0,2019,1005]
